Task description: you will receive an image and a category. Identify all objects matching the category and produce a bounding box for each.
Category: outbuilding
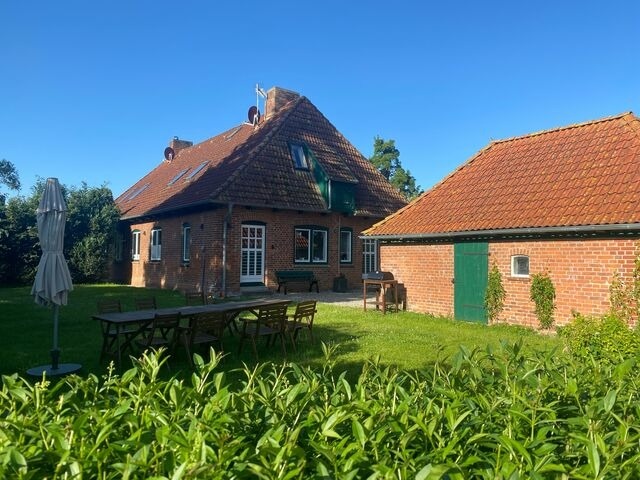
[364,112,640,327]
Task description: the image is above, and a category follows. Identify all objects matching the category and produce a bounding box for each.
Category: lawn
[0,284,562,380]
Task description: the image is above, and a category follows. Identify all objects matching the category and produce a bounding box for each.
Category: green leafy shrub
[484,263,506,323]
[2,345,640,478]
[559,311,640,366]
[530,272,556,329]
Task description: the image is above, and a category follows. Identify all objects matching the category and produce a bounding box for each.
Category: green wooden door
[454,242,489,323]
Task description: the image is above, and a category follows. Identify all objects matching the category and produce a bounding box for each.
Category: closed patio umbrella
[28,178,81,376]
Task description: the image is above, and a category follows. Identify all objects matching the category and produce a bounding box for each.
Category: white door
[240,224,265,283]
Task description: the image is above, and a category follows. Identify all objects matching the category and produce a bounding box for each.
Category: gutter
[361,223,640,241]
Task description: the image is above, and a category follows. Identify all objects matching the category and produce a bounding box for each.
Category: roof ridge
[493,111,634,145]
[208,95,306,199]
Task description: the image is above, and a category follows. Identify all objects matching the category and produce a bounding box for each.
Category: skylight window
[168,168,189,186]
[126,183,150,201]
[290,143,309,170]
[185,161,209,181]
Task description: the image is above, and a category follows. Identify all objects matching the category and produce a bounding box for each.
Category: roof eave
[361,223,640,240]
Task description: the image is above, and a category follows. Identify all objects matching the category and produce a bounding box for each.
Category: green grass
[0,285,561,380]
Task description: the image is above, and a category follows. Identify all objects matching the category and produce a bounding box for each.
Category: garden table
[93,298,291,365]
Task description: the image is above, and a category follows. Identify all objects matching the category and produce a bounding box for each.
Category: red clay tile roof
[365,112,640,237]
[117,89,406,219]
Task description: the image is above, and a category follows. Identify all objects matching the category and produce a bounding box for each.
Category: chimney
[264,87,300,120]
[170,136,193,154]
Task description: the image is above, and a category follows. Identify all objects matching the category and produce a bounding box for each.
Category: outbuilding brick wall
[379,243,454,317]
[379,236,639,328]
[489,237,639,328]
[115,205,377,296]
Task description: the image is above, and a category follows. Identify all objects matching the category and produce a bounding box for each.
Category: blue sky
[2,1,638,199]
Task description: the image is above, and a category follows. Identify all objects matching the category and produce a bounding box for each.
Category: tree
[0,179,120,285]
[0,159,20,196]
[369,136,422,201]
[0,159,21,281]
[65,182,120,283]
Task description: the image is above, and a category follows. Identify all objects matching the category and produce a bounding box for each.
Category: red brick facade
[379,236,639,328]
[114,206,375,296]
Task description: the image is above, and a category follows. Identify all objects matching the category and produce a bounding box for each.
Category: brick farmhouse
[364,112,640,328]
[113,87,406,296]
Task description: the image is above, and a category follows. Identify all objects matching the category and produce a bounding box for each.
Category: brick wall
[489,237,639,328]
[117,205,377,295]
[379,236,639,328]
[379,243,454,317]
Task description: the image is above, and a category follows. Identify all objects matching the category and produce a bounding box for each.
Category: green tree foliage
[0,159,20,198]
[369,136,422,201]
[0,159,21,279]
[2,193,40,284]
[65,182,120,283]
[0,180,119,285]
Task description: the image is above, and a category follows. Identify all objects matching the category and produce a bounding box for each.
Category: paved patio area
[270,288,368,308]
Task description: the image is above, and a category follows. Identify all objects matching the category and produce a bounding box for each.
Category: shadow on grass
[0,284,561,384]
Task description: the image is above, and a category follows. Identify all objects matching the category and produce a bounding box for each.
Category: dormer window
[290,143,309,170]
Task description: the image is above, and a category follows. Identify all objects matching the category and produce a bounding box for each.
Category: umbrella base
[27,363,82,377]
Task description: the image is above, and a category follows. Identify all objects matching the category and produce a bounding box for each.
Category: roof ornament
[245,84,267,127]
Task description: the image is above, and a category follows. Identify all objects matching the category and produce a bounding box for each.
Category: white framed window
[511,255,530,277]
[290,143,309,170]
[340,228,352,263]
[362,239,377,274]
[312,230,327,262]
[295,227,327,263]
[182,224,191,263]
[295,229,310,262]
[150,228,162,261]
[131,230,141,261]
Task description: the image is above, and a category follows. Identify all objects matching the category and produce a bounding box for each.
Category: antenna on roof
[244,84,267,126]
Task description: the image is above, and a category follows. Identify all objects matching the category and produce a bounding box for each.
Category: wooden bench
[276,270,319,294]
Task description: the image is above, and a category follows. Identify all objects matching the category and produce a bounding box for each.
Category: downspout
[221,203,233,295]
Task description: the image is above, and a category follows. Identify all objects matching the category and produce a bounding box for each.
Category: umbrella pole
[51,305,60,370]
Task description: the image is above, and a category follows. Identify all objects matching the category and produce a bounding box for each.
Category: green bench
[275,270,319,295]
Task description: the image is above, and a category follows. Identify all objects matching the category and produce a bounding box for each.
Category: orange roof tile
[366,112,640,237]
[117,88,406,219]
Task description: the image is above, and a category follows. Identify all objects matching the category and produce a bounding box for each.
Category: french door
[240,224,265,284]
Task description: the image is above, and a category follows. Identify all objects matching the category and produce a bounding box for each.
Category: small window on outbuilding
[511,255,530,278]
[289,143,309,170]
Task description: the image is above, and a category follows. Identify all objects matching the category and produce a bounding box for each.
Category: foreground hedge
[1,343,639,479]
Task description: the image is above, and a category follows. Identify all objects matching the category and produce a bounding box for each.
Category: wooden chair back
[134,296,157,310]
[140,312,181,350]
[256,302,289,332]
[181,311,227,366]
[97,298,122,314]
